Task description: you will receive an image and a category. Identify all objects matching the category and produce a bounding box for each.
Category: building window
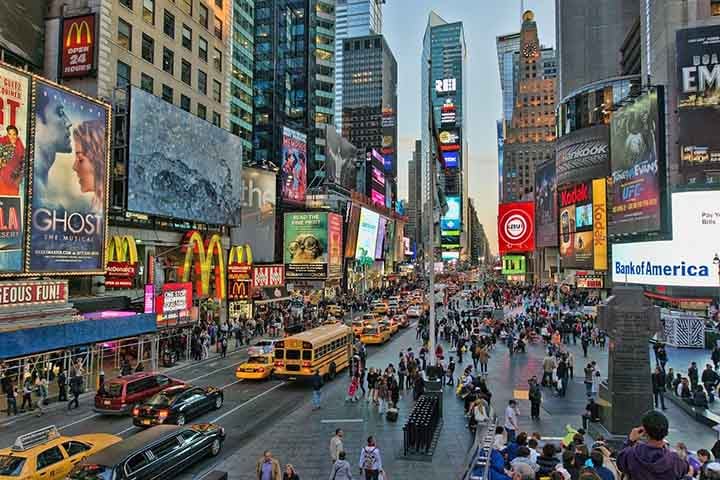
[212,80,221,102]
[141,34,154,63]
[116,61,131,88]
[117,18,132,51]
[212,112,221,126]
[181,59,192,85]
[140,73,154,93]
[713,0,720,15]
[213,16,223,39]
[162,47,174,74]
[180,95,191,111]
[212,48,222,72]
[179,0,192,15]
[163,10,175,38]
[198,70,207,94]
[162,84,173,103]
[119,0,132,10]
[197,103,207,120]
[198,37,208,61]
[215,0,222,7]
[142,0,154,24]
[182,24,192,50]
[199,3,209,29]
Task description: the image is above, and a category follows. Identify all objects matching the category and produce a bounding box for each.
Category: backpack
[362,447,378,470]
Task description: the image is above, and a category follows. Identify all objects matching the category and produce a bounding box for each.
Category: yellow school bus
[272,324,353,381]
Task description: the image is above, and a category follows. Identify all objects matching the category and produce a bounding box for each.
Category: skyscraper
[334,0,384,131]
[230,0,254,164]
[496,32,521,123]
[422,12,468,262]
[407,139,423,252]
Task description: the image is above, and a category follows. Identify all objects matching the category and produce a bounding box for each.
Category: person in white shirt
[504,399,520,444]
[330,429,344,463]
[358,436,382,480]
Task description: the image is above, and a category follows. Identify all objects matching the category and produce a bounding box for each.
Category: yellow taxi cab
[235,353,275,380]
[380,318,398,335]
[395,314,410,328]
[326,304,345,318]
[371,301,388,315]
[351,319,366,336]
[360,325,391,344]
[0,426,120,480]
[362,313,378,323]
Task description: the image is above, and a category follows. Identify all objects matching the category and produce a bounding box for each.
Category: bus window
[302,350,312,360]
[275,349,284,359]
[286,350,300,360]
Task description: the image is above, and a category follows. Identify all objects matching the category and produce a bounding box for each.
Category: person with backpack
[329,451,353,480]
[358,436,382,480]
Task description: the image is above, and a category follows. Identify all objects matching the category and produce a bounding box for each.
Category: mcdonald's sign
[105,235,138,288]
[61,14,95,78]
[228,244,252,301]
[179,230,226,299]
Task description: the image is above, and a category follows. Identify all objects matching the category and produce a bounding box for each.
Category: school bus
[273,324,353,381]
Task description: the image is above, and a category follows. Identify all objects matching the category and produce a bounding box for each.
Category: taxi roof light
[12,426,60,451]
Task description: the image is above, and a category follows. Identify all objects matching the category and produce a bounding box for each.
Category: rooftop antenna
[521,0,525,18]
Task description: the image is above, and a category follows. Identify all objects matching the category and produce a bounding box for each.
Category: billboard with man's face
[534,159,557,248]
[325,126,359,191]
[28,80,110,273]
[0,64,29,272]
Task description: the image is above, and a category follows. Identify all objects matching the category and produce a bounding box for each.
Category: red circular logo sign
[499,205,534,251]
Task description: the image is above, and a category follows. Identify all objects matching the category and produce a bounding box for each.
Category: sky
[383,0,555,255]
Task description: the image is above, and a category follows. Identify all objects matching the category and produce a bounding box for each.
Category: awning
[644,292,713,304]
[255,296,292,305]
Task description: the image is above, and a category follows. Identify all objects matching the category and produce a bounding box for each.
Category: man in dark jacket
[617,410,689,480]
[651,366,666,410]
[689,362,700,391]
[702,364,719,401]
[528,377,542,420]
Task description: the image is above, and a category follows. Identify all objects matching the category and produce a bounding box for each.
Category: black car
[132,384,223,427]
[67,424,224,480]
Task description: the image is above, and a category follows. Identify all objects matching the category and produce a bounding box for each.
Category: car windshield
[104,382,123,398]
[247,356,269,364]
[0,456,25,476]
[68,464,114,480]
[363,327,379,335]
[255,341,272,347]
[146,390,179,407]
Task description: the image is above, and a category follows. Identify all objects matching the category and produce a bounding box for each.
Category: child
[346,376,359,402]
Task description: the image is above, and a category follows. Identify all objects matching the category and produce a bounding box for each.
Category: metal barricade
[402,394,440,455]
[462,419,498,480]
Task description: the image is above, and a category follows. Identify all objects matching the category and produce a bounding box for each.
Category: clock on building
[522,41,538,58]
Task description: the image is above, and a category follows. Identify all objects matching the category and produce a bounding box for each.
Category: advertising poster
[232,167,276,263]
[252,264,284,289]
[592,179,608,271]
[327,213,343,278]
[281,127,307,204]
[367,148,385,207]
[128,87,243,225]
[155,282,192,325]
[61,15,96,78]
[344,204,360,258]
[441,196,461,231]
[558,182,593,269]
[227,263,252,301]
[325,126,360,191]
[576,274,604,289]
[0,64,29,272]
[612,191,720,288]
[374,216,387,260]
[555,125,609,186]
[28,81,109,273]
[284,212,328,279]
[676,26,720,186]
[355,207,379,260]
[535,159,557,247]
[498,202,534,255]
[502,255,526,275]
[608,88,664,237]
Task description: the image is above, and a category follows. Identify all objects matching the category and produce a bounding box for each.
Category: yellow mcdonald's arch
[180,231,226,299]
[106,235,138,263]
[228,244,253,265]
[66,20,92,47]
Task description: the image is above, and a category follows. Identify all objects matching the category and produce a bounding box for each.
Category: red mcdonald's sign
[61,14,96,78]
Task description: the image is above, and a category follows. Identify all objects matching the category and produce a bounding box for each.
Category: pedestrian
[256,450,281,480]
[5,382,17,416]
[68,372,82,410]
[477,346,489,375]
[329,451,353,480]
[282,464,299,480]
[584,363,594,398]
[330,429,344,463]
[220,335,228,358]
[591,370,601,399]
[367,368,377,404]
[446,357,456,386]
[20,378,32,411]
[35,376,47,416]
[689,362,700,391]
[312,369,323,410]
[581,335,590,358]
[57,369,67,402]
[542,352,556,387]
[528,377,542,421]
[397,358,407,392]
[359,436,383,480]
[504,399,519,444]
[377,376,388,414]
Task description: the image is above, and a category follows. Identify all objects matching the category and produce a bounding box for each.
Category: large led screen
[374,216,387,260]
[612,191,720,287]
[128,87,243,225]
[281,127,307,204]
[284,212,328,280]
[441,196,461,231]
[325,125,359,191]
[231,167,276,263]
[355,208,379,260]
[534,159,557,247]
[28,81,110,273]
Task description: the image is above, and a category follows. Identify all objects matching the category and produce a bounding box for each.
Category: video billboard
[28,81,110,273]
[0,64,29,272]
[284,212,329,280]
[281,127,307,204]
[676,26,720,186]
[355,207,379,260]
[367,148,385,207]
[441,196,461,231]
[502,255,526,275]
[374,216,387,260]
[498,202,534,255]
[61,15,96,78]
[344,204,361,258]
[534,159,557,247]
[128,87,243,225]
[558,182,593,269]
[327,212,343,278]
[556,125,609,186]
[0,1,45,68]
[612,191,720,287]
[325,125,359,191]
[608,87,665,237]
[232,167,276,263]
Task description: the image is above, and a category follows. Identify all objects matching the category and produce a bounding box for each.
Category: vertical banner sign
[497,202,535,255]
[281,127,307,203]
[28,81,110,273]
[227,263,252,300]
[327,213,343,278]
[155,282,192,326]
[0,64,29,272]
[592,179,608,271]
[558,182,593,269]
[61,15,96,78]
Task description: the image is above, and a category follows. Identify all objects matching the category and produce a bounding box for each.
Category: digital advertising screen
[375,216,387,260]
[283,212,329,279]
[498,202,535,254]
[368,148,386,208]
[344,204,361,258]
[232,167,276,263]
[281,127,307,204]
[442,151,459,168]
[0,64,29,272]
[327,213,343,278]
[575,204,593,229]
[441,196,461,231]
[558,182,593,269]
[355,207,379,260]
[325,125,360,191]
[28,80,110,274]
[502,255,526,275]
[534,159,557,248]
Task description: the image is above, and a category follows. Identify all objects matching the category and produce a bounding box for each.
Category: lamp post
[713,253,720,315]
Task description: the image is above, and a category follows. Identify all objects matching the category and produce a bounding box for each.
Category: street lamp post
[713,253,720,314]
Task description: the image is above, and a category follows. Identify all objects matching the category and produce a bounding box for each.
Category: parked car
[0,426,120,480]
[132,385,223,428]
[67,424,225,480]
[94,372,185,415]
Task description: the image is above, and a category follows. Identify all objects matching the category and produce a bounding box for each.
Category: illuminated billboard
[441,196,461,231]
[558,182,593,269]
[61,14,96,78]
[498,202,534,254]
[284,212,329,280]
[535,159,557,247]
[502,255,526,275]
[355,207,379,260]
[232,167,276,263]
[281,127,307,204]
[367,148,385,207]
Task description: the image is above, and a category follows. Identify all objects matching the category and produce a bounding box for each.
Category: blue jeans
[312,390,321,408]
[506,428,516,444]
[585,382,592,397]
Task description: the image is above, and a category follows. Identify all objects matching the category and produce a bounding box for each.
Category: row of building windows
[120,0,223,39]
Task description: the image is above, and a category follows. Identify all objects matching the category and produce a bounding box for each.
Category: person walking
[689,362,700,391]
[57,369,67,402]
[20,378,32,411]
[651,366,667,410]
[5,382,17,416]
[504,400,520,444]
[358,436,383,480]
[477,346,490,375]
[584,363,594,398]
[329,451,353,480]
[256,450,281,480]
[528,377,542,421]
[541,352,556,387]
[397,358,407,392]
[376,376,388,415]
[330,429,344,464]
[282,464,299,480]
[311,370,323,410]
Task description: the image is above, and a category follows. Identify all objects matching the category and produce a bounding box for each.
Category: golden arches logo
[181,231,226,299]
[228,244,253,265]
[106,235,138,263]
[66,20,92,47]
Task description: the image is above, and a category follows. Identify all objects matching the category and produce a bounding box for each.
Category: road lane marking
[58,413,101,431]
[209,382,286,423]
[219,379,243,390]
[115,425,139,436]
[320,418,364,423]
[188,361,245,382]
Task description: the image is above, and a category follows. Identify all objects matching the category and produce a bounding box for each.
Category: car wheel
[214,395,223,410]
[176,414,186,426]
[209,438,222,457]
